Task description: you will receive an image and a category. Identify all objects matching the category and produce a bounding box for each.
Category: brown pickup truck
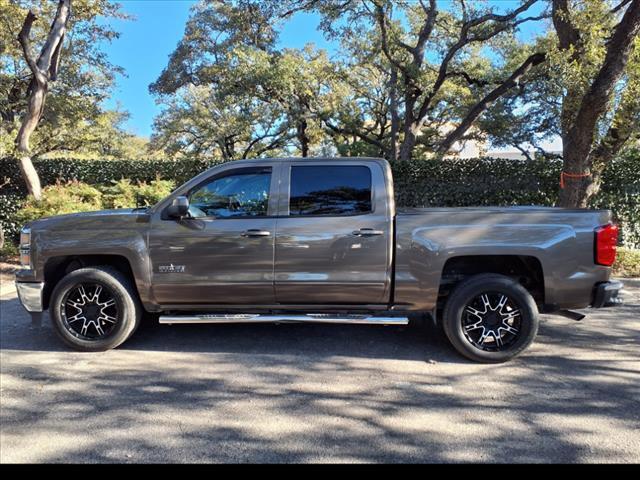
[16,157,622,362]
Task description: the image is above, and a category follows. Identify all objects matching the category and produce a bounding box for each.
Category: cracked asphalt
[1,279,639,463]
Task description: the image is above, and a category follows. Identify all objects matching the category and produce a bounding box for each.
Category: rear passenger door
[274,161,392,305]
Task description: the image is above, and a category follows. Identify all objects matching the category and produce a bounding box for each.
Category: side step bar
[159,313,409,326]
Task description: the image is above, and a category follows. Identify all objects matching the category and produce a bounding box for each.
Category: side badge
[159,264,186,273]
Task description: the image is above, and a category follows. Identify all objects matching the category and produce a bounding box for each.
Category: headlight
[19,226,31,268]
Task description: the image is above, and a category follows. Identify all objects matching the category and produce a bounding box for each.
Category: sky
[102,0,559,152]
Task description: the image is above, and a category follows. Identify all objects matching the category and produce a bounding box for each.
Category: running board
[159,313,409,325]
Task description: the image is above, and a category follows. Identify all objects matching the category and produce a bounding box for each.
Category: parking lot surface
[1,279,638,463]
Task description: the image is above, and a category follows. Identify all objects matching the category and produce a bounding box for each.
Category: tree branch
[436,52,547,155]
[552,0,580,51]
[323,119,384,150]
[17,11,45,84]
[612,0,632,14]
[445,70,492,87]
[49,32,65,81]
[417,0,543,122]
[36,0,72,77]
[374,3,411,78]
[565,0,640,158]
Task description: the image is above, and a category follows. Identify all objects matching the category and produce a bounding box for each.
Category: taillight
[594,224,618,266]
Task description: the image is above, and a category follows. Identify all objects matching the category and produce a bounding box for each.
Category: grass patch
[0,242,18,263]
[613,248,640,278]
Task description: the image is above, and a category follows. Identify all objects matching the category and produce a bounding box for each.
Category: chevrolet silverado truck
[15,157,623,362]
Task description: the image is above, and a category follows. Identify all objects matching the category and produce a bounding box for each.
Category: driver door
[148,166,278,306]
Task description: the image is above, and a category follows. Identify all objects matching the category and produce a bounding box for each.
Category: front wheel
[50,266,141,352]
[442,274,539,363]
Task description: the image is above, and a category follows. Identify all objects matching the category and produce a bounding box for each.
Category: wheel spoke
[496,295,508,312]
[494,331,504,347]
[500,323,520,336]
[477,329,491,346]
[98,314,117,324]
[80,320,90,336]
[67,312,85,323]
[480,294,491,311]
[465,306,484,320]
[92,285,102,302]
[67,300,83,310]
[464,320,483,332]
[94,322,105,336]
[98,298,116,308]
[78,285,91,303]
[501,309,521,323]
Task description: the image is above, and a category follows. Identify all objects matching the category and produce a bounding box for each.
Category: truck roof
[223,156,388,164]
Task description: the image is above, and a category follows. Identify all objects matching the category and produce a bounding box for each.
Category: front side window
[188,168,271,218]
[289,165,372,216]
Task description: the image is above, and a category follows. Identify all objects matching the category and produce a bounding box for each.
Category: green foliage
[613,248,640,278]
[16,181,103,226]
[0,153,637,247]
[590,148,640,248]
[0,241,19,261]
[0,0,142,160]
[4,176,176,238]
[0,193,23,244]
[0,157,214,195]
[101,178,175,209]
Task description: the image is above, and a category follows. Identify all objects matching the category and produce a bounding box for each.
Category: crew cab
[15,157,622,362]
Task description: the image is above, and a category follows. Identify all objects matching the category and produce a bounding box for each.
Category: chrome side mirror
[167,196,189,219]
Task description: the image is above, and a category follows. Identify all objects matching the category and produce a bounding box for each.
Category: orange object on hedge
[560,171,591,188]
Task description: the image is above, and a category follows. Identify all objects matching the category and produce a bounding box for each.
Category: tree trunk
[17,155,43,199]
[556,149,593,207]
[555,0,640,207]
[15,0,72,200]
[388,67,400,161]
[398,123,418,161]
[297,118,309,157]
[15,81,47,199]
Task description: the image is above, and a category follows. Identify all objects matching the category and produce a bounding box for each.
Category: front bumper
[15,282,45,312]
[592,280,623,308]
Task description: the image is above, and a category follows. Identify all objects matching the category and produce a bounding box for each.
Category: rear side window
[289,165,372,216]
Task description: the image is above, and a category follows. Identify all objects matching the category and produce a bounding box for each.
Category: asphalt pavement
[1,279,638,463]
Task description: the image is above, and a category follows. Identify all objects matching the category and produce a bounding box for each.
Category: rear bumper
[15,281,45,313]
[592,280,623,308]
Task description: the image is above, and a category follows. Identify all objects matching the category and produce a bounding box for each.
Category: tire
[50,266,142,352]
[442,274,539,363]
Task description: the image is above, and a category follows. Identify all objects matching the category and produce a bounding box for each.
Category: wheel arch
[437,255,545,311]
[43,254,141,310]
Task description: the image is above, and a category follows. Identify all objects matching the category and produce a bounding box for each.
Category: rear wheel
[442,274,539,363]
[50,266,141,352]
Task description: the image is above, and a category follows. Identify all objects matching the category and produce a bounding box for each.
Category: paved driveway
[1,279,639,463]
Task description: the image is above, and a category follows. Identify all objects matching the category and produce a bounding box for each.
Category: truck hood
[27,208,149,232]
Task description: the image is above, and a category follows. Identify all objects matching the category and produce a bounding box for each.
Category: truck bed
[393,206,613,311]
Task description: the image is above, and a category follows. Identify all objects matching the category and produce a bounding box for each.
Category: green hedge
[1,153,638,247]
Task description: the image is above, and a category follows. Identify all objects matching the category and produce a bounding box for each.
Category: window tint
[188,168,271,218]
[289,166,372,216]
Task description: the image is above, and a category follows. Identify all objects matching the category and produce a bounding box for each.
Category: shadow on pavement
[1,290,639,463]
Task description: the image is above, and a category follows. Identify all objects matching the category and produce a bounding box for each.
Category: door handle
[352,228,384,237]
[241,229,271,237]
